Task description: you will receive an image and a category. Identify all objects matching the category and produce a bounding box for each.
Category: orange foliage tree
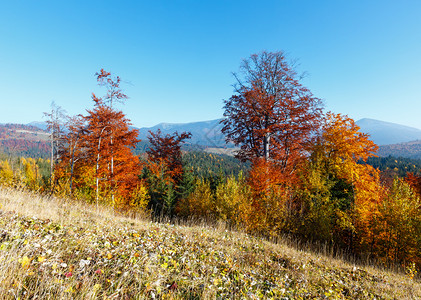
[313,112,378,175]
[405,172,421,196]
[244,158,292,235]
[83,95,141,208]
[303,112,381,248]
[55,70,143,211]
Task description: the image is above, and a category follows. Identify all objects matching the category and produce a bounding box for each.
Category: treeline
[378,141,421,160]
[0,140,50,159]
[363,156,421,178]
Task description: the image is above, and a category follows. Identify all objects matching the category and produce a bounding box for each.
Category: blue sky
[1,1,420,128]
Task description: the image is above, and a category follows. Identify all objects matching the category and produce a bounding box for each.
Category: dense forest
[182,151,249,178]
[1,51,421,272]
[364,156,421,178]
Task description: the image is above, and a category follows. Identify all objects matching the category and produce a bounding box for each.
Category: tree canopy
[221,51,323,178]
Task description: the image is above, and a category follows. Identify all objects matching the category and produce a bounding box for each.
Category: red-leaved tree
[221,51,323,181]
[83,93,140,207]
[145,129,191,215]
[147,129,192,185]
[55,70,142,211]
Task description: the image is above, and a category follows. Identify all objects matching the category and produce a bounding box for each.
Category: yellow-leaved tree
[376,178,421,266]
[303,112,382,249]
[0,160,14,186]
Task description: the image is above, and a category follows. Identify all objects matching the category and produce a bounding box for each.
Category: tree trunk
[264,132,270,160]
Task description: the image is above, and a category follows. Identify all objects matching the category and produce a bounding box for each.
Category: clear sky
[1,1,420,128]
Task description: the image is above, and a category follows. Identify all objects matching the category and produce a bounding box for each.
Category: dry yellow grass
[0,186,419,299]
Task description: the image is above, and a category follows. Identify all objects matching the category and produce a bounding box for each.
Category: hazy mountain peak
[136,118,227,147]
[356,118,421,145]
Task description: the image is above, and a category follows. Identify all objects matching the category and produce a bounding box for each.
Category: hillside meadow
[0,187,419,299]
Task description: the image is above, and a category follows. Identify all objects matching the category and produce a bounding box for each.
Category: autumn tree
[20,157,41,191]
[95,68,128,109]
[302,112,381,247]
[311,112,378,176]
[221,51,323,180]
[147,129,191,184]
[220,51,323,235]
[145,129,191,215]
[179,178,214,218]
[54,70,144,212]
[83,72,141,209]
[405,172,421,196]
[0,160,14,186]
[376,179,421,266]
[92,69,130,202]
[55,114,86,195]
[44,101,67,192]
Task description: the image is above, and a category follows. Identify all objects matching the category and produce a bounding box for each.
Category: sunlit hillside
[0,187,419,299]
[0,124,50,158]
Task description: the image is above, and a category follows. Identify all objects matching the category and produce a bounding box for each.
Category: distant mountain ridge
[141,117,421,148]
[26,118,421,158]
[377,140,421,159]
[27,121,48,131]
[356,118,421,146]
[136,119,228,147]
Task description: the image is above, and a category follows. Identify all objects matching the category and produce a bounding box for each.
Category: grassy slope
[0,188,419,299]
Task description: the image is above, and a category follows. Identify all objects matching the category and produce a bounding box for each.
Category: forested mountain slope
[0,124,49,158]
